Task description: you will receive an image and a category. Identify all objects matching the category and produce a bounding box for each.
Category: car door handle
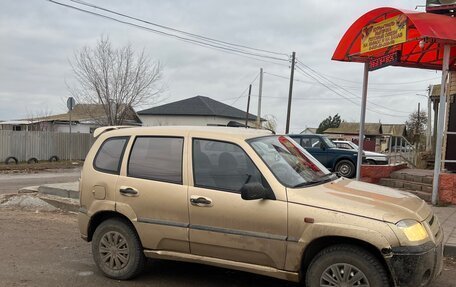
[190,196,213,207]
[119,186,139,197]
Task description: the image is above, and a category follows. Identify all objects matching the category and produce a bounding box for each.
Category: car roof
[97,126,273,140]
[288,134,323,137]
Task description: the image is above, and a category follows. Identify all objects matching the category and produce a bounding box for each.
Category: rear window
[128,137,184,184]
[93,137,129,174]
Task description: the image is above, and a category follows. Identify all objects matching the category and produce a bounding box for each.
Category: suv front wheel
[306,244,389,287]
[92,218,145,280]
[335,160,355,178]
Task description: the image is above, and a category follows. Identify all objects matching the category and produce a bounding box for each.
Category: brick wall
[360,163,408,184]
[439,173,456,205]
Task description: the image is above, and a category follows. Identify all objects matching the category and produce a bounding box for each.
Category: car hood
[328,148,360,155]
[287,178,431,223]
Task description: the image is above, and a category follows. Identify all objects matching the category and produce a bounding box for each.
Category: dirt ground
[0,209,455,287]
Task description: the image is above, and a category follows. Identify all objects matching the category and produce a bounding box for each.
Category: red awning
[332,7,456,70]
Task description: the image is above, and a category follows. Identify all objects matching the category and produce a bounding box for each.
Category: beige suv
[78,126,443,287]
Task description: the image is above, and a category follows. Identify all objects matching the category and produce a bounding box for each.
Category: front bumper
[386,241,443,287]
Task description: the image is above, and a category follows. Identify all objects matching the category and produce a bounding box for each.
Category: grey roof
[324,122,383,136]
[138,96,263,121]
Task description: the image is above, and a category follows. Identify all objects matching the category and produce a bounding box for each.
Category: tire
[49,156,59,162]
[27,157,38,164]
[306,244,389,287]
[335,160,355,178]
[92,218,145,280]
[367,159,376,165]
[4,156,18,165]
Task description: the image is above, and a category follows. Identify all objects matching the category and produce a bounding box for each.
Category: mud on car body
[78,126,442,287]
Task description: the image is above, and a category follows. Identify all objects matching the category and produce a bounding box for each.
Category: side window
[94,137,129,174]
[193,139,267,193]
[128,137,183,184]
[310,137,321,148]
[339,143,351,150]
[289,136,301,146]
[301,138,311,147]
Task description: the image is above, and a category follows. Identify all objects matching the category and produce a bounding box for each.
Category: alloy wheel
[319,263,370,287]
[99,231,130,271]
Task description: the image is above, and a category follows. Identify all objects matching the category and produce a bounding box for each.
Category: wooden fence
[0,131,95,163]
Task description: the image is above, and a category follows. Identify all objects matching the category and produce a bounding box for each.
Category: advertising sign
[368,51,401,71]
[361,15,407,54]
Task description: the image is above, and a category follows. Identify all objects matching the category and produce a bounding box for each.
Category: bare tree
[262,114,277,132]
[68,36,162,125]
[25,107,54,131]
[406,109,427,146]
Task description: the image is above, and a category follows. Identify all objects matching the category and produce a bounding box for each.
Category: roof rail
[93,126,133,138]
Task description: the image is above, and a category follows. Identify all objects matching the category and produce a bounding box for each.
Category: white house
[138,96,264,127]
[0,104,142,133]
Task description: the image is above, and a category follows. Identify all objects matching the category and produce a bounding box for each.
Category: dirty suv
[78,126,443,287]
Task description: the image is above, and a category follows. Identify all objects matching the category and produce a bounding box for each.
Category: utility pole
[426,86,433,151]
[256,68,263,128]
[245,84,252,127]
[417,102,421,150]
[285,52,296,134]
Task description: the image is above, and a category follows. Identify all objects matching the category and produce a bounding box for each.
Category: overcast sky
[0,0,441,133]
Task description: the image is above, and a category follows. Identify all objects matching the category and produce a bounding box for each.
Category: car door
[188,138,287,269]
[115,135,190,253]
[303,137,329,167]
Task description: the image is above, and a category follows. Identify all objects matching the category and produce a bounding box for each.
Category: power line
[315,72,440,86]
[296,61,410,115]
[47,0,290,64]
[265,71,426,93]
[217,72,261,109]
[294,64,408,118]
[70,0,289,57]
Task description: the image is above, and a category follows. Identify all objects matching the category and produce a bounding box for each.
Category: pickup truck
[288,134,363,178]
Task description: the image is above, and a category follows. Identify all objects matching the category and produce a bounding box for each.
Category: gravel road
[0,208,455,287]
[0,168,81,194]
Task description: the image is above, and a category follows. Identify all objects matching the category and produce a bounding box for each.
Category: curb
[38,182,79,199]
[37,194,79,213]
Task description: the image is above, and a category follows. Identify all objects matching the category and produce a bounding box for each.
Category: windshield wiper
[292,172,337,188]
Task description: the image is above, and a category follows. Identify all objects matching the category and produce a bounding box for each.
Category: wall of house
[54,123,95,133]
[139,115,257,127]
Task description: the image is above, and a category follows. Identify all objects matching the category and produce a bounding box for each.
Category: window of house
[193,139,266,193]
[128,137,184,184]
[93,137,129,174]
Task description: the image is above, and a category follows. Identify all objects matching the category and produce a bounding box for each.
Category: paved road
[0,209,455,287]
[0,168,81,194]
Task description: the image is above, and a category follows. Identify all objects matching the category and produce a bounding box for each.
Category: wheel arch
[87,210,139,243]
[300,236,393,285]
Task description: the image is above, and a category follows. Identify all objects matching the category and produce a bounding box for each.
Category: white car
[332,140,389,165]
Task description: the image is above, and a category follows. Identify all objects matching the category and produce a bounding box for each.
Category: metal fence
[0,131,95,163]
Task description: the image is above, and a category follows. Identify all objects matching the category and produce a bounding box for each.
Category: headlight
[396,220,428,242]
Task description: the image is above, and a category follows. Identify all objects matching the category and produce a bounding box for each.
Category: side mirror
[241,183,274,200]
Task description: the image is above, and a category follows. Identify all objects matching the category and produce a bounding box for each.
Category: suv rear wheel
[92,218,145,280]
[306,244,389,287]
[335,160,355,178]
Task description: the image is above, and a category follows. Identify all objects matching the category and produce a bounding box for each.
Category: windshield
[322,137,337,148]
[249,135,333,188]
